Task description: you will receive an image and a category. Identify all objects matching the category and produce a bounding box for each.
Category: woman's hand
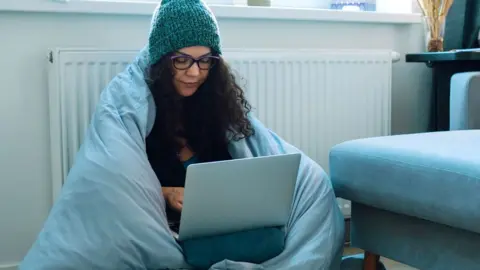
[162,187,184,212]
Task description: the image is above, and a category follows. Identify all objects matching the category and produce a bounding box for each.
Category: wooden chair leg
[363,251,380,270]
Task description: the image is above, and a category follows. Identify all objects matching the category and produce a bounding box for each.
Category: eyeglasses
[171,54,220,70]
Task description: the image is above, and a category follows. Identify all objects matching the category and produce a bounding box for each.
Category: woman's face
[171,46,216,97]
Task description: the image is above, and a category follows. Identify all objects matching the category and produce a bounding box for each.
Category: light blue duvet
[20,47,345,270]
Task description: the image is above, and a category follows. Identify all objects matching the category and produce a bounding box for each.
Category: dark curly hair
[145,53,254,162]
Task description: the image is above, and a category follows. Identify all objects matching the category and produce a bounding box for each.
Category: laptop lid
[178,153,301,241]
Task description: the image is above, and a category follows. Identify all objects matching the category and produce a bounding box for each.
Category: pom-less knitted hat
[148,0,222,65]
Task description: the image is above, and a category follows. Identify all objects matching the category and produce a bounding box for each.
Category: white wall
[0,10,431,268]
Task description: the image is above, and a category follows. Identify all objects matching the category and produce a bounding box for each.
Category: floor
[344,247,418,270]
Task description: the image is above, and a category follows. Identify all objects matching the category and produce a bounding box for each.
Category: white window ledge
[0,0,421,24]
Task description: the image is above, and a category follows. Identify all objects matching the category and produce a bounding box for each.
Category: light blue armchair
[332,72,480,270]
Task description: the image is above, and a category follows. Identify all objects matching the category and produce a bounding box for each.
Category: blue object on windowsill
[330,0,376,12]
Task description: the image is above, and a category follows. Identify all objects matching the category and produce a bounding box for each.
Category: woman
[144,0,254,233]
[20,2,345,269]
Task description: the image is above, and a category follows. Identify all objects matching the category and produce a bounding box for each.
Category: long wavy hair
[145,52,254,163]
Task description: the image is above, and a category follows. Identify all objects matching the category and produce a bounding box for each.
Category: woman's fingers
[175,202,183,211]
[177,189,184,205]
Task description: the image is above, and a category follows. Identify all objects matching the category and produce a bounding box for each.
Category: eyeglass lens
[172,55,218,70]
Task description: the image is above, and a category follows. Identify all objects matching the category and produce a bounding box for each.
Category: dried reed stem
[416,0,454,51]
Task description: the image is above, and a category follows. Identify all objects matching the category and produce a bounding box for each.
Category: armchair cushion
[330,130,480,234]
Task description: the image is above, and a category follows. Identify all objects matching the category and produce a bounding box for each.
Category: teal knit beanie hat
[148,0,222,65]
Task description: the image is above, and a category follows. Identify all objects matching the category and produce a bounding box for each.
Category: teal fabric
[180,227,285,269]
[349,203,480,270]
[445,0,480,49]
[148,0,222,64]
[330,130,480,234]
[330,84,480,269]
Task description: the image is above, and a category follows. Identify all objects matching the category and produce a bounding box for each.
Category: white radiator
[48,48,395,215]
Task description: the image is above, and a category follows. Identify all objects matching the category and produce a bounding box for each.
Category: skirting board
[0,264,18,270]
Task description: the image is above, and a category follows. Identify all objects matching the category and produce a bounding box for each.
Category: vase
[423,15,446,52]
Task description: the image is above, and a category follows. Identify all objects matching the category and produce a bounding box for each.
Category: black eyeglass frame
[170,53,220,70]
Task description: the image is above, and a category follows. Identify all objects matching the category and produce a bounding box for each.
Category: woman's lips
[182,82,198,87]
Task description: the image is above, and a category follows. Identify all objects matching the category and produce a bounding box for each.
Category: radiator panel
[48,48,393,216]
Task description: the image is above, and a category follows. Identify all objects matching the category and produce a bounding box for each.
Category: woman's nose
[186,63,200,76]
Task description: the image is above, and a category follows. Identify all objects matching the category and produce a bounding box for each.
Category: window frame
[0,0,422,24]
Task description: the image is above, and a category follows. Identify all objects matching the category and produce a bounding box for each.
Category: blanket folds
[20,47,345,270]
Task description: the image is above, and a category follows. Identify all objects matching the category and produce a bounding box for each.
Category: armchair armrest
[450,72,480,130]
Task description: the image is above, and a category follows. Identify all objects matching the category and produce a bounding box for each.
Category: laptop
[176,153,301,241]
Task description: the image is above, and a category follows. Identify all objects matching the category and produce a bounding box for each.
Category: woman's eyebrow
[198,52,212,57]
[176,51,212,58]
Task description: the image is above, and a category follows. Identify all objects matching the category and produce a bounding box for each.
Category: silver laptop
[177,153,301,241]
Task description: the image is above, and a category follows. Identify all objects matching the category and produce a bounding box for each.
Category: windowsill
[0,1,422,24]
